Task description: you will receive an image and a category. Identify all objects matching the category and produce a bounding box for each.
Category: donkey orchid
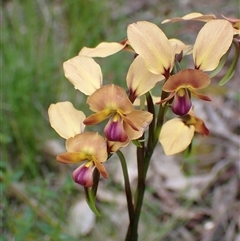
[159,110,209,155]
[57,132,108,187]
[83,84,153,142]
[48,102,108,187]
[159,69,211,116]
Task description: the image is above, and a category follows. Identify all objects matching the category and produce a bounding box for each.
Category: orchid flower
[159,69,211,116]
[163,14,235,72]
[48,101,108,187]
[159,110,209,155]
[57,132,108,187]
[83,84,153,142]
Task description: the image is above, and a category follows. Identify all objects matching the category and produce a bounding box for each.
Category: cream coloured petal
[193,20,233,71]
[159,118,195,155]
[66,132,108,163]
[87,84,134,114]
[162,12,216,24]
[48,101,85,139]
[79,42,127,58]
[127,21,175,75]
[126,56,163,100]
[63,56,102,95]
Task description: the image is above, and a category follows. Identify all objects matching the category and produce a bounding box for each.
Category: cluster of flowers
[48,13,239,188]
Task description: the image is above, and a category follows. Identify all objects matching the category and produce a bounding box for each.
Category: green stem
[117,151,134,224]
[125,87,170,240]
[146,92,155,149]
[125,141,145,241]
[144,90,169,178]
[92,168,100,196]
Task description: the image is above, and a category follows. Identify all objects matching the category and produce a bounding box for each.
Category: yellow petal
[193,20,233,71]
[87,84,134,114]
[84,109,112,125]
[63,56,102,95]
[48,101,85,139]
[79,42,127,57]
[126,56,164,100]
[159,118,194,155]
[162,12,216,24]
[127,21,175,75]
[57,152,87,164]
[66,132,108,163]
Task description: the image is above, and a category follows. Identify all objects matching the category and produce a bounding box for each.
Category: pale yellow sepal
[79,42,126,58]
[193,20,233,71]
[127,21,175,75]
[48,101,86,139]
[126,56,163,99]
[159,118,194,155]
[63,56,102,95]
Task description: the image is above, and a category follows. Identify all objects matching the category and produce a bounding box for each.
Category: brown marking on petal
[163,69,210,91]
[87,84,134,114]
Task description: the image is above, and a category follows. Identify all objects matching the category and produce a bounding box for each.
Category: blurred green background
[1,0,239,240]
